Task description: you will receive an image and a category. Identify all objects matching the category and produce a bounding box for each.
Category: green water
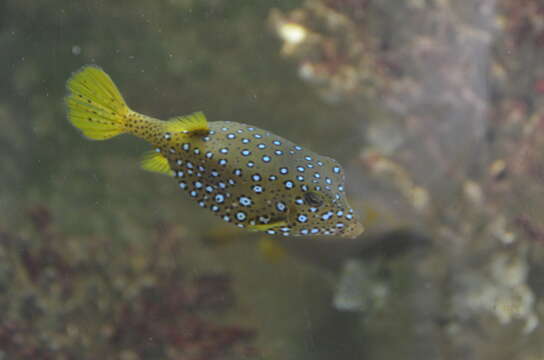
[2,1,544,359]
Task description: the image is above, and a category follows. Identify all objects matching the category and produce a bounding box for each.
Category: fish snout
[343,221,364,239]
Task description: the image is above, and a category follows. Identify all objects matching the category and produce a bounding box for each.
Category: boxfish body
[65,65,363,238]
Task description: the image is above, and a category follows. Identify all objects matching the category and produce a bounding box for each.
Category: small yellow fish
[65,65,364,238]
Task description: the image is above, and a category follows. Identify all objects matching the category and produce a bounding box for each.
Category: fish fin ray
[141,151,173,175]
[65,65,130,140]
[166,111,209,135]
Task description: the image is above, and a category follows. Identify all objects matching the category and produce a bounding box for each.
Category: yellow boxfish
[65,65,364,238]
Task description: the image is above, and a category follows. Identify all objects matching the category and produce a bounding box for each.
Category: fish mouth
[342,221,364,239]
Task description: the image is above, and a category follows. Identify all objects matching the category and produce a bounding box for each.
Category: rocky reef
[0,206,256,360]
[271,1,544,359]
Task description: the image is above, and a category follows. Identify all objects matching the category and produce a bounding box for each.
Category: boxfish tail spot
[65,65,130,140]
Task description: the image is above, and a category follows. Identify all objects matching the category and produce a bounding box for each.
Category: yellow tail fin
[65,65,129,140]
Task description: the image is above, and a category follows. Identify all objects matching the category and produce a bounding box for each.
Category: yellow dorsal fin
[166,111,209,135]
[247,220,287,232]
[141,151,173,175]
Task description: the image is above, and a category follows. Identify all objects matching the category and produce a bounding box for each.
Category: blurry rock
[272,0,544,358]
[334,259,387,312]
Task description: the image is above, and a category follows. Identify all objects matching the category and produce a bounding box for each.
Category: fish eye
[304,191,324,207]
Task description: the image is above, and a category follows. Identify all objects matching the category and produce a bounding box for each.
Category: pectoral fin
[141,151,172,175]
[247,220,287,232]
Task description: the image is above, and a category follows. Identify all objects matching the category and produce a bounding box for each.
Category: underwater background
[2,0,544,359]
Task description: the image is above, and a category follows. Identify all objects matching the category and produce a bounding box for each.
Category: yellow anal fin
[141,151,173,176]
[166,111,209,135]
[247,220,287,232]
[258,238,286,263]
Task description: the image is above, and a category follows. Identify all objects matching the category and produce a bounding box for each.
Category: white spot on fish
[321,212,333,221]
[239,197,252,206]
[276,202,287,212]
[236,211,247,221]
